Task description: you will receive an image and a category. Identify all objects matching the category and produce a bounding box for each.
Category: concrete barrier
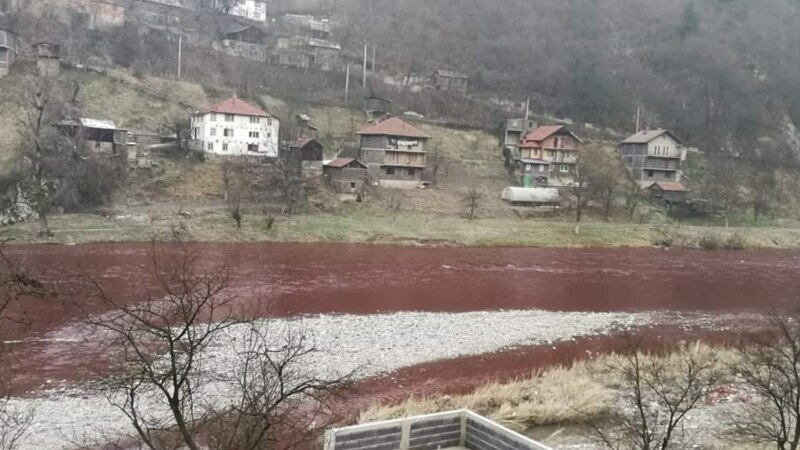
[324,410,552,450]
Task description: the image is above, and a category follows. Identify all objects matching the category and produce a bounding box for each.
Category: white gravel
[11,309,651,449]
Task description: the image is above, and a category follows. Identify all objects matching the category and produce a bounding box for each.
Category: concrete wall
[325,410,552,450]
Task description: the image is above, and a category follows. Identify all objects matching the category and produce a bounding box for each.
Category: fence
[324,410,553,450]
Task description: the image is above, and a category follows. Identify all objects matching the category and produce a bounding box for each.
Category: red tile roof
[201,97,270,117]
[648,181,689,192]
[519,125,583,148]
[356,117,430,139]
[324,158,366,168]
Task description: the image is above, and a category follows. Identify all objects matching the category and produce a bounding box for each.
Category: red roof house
[200,97,271,117]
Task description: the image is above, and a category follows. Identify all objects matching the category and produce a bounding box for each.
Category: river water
[3,243,800,394]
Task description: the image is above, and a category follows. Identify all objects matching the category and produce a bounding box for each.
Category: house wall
[620,141,680,183]
[0,29,14,77]
[225,0,267,22]
[191,112,279,157]
[646,134,681,158]
[381,165,423,182]
[221,39,268,62]
[325,166,368,193]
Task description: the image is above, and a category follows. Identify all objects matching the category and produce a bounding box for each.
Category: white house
[219,0,267,22]
[190,97,279,157]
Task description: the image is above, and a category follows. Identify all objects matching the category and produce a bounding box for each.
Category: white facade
[223,0,267,22]
[646,133,683,159]
[191,112,279,157]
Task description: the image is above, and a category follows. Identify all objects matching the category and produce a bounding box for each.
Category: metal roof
[646,181,690,192]
[621,129,683,145]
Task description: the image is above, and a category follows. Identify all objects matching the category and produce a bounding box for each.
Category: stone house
[56,118,130,155]
[431,69,468,94]
[270,14,341,72]
[619,129,686,186]
[323,158,368,193]
[0,26,14,77]
[514,125,583,187]
[221,24,268,61]
[190,97,280,157]
[64,0,126,30]
[357,117,431,187]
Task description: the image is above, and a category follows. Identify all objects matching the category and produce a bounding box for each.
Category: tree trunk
[38,213,51,237]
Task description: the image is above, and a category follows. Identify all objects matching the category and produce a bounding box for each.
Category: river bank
[4,211,800,249]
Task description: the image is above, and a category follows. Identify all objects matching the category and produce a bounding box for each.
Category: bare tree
[0,242,44,450]
[583,148,625,221]
[561,156,591,235]
[270,156,305,216]
[81,241,350,450]
[464,186,481,221]
[704,155,742,228]
[595,341,721,450]
[428,143,446,184]
[203,324,351,450]
[724,314,800,450]
[84,242,241,450]
[222,160,250,231]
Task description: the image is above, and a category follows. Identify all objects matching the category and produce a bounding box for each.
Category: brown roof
[519,125,583,148]
[201,97,270,117]
[290,137,319,149]
[648,181,689,192]
[356,117,430,139]
[324,158,366,169]
[622,129,682,145]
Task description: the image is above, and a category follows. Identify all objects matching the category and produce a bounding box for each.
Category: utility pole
[362,44,368,87]
[635,107,641,133]
[345,65,350,105]
[524,97,530,130]
[177,34,182,78]
[371,45,376,73]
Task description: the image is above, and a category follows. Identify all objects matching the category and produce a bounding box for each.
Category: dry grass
[359,344,739,432]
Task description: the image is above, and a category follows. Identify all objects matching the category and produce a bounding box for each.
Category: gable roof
[622,129,682,145]
[647,181,689,192]
[200,97,270,117]
[324,158,366,169]
[356,117,430,139]
[290,137,322,149]
[519,125,583,148]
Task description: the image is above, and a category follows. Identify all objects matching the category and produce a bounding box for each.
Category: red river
[3,243,800,399]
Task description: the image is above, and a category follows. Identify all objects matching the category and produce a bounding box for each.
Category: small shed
[55,118,129,154]
[324,158,368,193]
[646,181,689,201]
[501,187,560,207]
[431,69,468,93]
[364,95,391,121]
[289,137,323,161]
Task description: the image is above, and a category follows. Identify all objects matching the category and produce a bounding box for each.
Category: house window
[267,118,272,126]
[224,128,234,137]
[408,168,416,177]
[560,164,569,173]
[386,167,396,175]
[210,113,217,122]
[626,156,633,164]
[647,170,654,178]
[222,143,229,151]
[350,182,357,189]
[249,131,260,138]
[207,142,214,151]
[553,137,561,148]
[225,114,235,122]
[210,128,216,136]
[539,165,546,172]
[248,143,260,152]
[250,117,260,124]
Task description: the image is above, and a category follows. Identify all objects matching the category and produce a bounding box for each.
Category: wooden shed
[323,158,368,193]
